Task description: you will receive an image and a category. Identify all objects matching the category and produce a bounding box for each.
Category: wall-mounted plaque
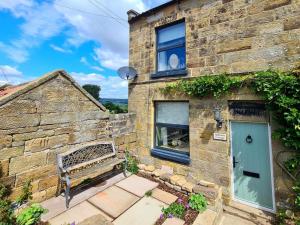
[213,133,227,141]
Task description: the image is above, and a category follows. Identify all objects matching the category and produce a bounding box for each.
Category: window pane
[156,102,189,125]
[157,46,186,71]
[155,125,189,153]
[158,23,185,44]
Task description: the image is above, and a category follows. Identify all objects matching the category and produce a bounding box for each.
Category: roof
[129,0,179,23]
[0,84,27,98]
[0,70,106,111]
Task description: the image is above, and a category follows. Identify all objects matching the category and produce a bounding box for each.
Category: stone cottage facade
[127,0,300,212]
[0,70,136,202]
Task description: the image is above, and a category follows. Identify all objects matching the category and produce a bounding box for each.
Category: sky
[0,0,169,98]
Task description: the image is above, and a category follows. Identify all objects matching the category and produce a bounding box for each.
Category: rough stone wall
[0,74,136,202]
[128,0,299,208]
[129,0,300,82]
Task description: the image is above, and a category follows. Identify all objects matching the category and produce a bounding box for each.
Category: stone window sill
[151,148,190,165]
[151,69,187,79]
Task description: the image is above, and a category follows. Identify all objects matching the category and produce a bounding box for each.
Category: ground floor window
[154,102,189,155]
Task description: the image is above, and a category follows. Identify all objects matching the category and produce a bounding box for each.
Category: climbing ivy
[161,69,300,210]
[161,70,300,151]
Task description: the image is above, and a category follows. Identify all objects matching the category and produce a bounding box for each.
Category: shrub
[0,184,15,225]
[145,190,152,197]
[16,203,47,225]
[276,209,287,225]
[125,151,139,174]
[188,194,207,212]
[16,180,33,206]
[162,202,186,219]
[293,182,300,209]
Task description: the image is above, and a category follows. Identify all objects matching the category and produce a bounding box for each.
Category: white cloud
[0,1,67,63]
[80,56,104,72]
[0,42,29,63]
[50,44,72,53]
[54,0,146,70]
[93,48,128,70]
[70,71,128,98]
[0,65,27,85]
[0,0,163,68]
[0,65,23,77]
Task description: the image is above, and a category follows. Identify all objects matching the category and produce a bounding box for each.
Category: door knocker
[246,134,253,143]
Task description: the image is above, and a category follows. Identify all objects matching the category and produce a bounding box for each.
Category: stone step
[192,209,218,225]
[223,202,274,225]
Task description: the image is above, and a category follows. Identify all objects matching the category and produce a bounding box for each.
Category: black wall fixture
[229,101,266,117]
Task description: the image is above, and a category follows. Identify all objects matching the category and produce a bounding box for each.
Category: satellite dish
[117,66,137,80]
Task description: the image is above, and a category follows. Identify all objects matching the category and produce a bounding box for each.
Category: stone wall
[129,0,300,83]
[128,0,299,208]
[0,74,136,202]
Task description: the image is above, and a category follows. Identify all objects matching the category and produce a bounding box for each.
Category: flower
[70,222,75,225]
[178,198,183,203]
[185,203,190,209]
[168,213,173,218]
[160,214,164,219]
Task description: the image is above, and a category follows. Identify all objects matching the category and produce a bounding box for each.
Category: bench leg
[123,161,128,177]
[56,178,62,197]
[65,176,71,208]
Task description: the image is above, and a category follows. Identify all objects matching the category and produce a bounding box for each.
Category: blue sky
[0,0,168,98]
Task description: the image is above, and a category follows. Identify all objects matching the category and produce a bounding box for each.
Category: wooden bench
[56,141,126,208]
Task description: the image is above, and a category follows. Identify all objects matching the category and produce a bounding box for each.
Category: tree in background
[103,101,128,114]
[82,84,101,101]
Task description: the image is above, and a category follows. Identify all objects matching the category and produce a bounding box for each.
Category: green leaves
[162,202,186,219]
[293,183,300,209]
[188,194,207,213]
[16,180,33,206]
[125,151,139,174]
[162,74,244,98]
[161,70,300,151]
[16,204,46,225]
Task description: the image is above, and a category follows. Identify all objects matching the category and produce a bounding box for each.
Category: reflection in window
[155,102,189,153]
[157,22,186,72]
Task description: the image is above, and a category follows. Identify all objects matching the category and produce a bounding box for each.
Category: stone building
[127,0,300,212]
[0,70,136,202]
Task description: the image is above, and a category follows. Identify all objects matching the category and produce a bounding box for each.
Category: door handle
[233,156,239,168]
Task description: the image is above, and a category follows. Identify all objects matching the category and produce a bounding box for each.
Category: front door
[231,122,274,211]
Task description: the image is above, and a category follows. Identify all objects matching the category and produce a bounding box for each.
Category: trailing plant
[16,203,47,225]
[161,74,245,98]
[284,155,300,174]
[125,151,139,174]
[251,71,300,151]
[188,194,207,213]
[0,184,15,225]
[162,202,186,219]
[16,180,33,206]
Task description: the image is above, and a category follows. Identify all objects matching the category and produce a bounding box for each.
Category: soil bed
[137,172,199,225]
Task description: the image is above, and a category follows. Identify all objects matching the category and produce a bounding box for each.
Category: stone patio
[41,173,271,225]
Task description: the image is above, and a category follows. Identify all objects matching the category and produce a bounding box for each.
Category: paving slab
[163,218,185,225]
[48,201,111,225]
[115,174,158,197]
[41,173,125,221]
[88,186,139,218]
[78,214,113,225]
[113,197,167,225]
[152,188,178,204]
[192,209,216,225]
[221,213,256,225]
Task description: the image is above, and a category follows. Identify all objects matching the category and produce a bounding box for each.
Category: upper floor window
[156,22,186,73]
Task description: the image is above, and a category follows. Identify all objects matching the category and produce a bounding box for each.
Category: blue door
[231,122,274,210]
